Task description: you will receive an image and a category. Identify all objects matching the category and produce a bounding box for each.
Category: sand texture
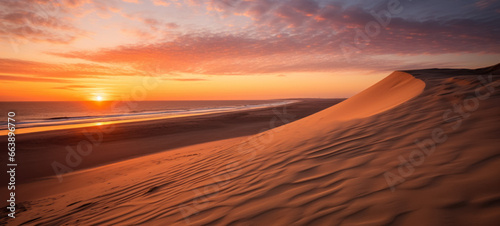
[5,65,500,225]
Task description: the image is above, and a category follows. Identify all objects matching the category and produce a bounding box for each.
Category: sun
[96,96,103,101]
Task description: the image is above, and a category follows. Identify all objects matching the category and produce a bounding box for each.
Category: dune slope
[293,71,425,123]
[8,65,500,225]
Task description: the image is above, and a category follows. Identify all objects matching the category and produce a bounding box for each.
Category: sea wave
[0,100,298,132]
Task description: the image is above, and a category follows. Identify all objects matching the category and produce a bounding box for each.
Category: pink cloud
[122,0,141,3]
[3,0,497,76]
[152,0,170,6]
[120,12,179,32]
[0,0,109,44]
[39,0,498,74]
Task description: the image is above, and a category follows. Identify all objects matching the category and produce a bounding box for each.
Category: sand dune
[293,71,425,123]
[7,65,500,225]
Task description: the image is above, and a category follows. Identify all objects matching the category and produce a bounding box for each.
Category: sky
[0,0,499,101]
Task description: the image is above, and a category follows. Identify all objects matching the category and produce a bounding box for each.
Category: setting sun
[96,96,103,101]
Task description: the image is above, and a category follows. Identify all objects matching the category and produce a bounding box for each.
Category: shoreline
[0,98,343,184]
[0,100,299,135]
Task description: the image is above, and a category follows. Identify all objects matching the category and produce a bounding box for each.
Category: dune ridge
[292,71,425,123]
[280,71,425,137]
[8,65,500,225]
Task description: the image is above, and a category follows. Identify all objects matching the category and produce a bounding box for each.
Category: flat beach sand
[2,65,500,225]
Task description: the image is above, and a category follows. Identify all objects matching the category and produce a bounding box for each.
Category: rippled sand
[8,64,500,225]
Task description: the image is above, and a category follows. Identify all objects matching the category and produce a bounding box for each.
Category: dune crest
[9,65,500,225]
[298,71,425,124]
[331,71,425,120]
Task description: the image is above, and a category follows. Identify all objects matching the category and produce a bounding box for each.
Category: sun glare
[96,96,103,101]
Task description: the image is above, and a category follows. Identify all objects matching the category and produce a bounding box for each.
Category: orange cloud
[0,74,70,83]
[122,0,141,4]
[0,58,140,78]
[52,84,93,90]
[163,78,208,81]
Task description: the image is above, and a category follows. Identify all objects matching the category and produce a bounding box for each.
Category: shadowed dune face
[7,67,500,225]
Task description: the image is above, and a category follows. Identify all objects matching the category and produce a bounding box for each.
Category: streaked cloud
[52,84,93,90]
[36,0,499,75]
[164,78,208,81]
[0,58,139,78]
[0,74,70,83]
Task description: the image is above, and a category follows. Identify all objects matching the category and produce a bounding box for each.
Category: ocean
[0,100,296,134]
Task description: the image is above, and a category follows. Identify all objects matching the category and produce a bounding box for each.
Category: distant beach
[0,100,298,135]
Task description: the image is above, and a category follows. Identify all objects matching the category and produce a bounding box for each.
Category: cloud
[123,0,141,3]
[49,33,323,75]
[0,0,89,44]
[52,84,93,90]
[164,78,208,81]
[152,0,170,6]
[202,0,500,55]
[475,0,499,9]
[119,12,179,39]
[0,58,140,78]
[0,74,71,83]
[165,22,179,29]
[6,0,498,76]
[50,17,500,75]
[0,0,128,44]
